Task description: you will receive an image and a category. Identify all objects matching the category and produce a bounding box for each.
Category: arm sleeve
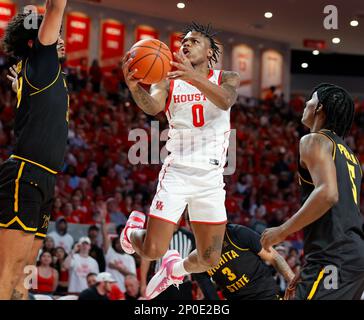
[231,225,262,254]
[193,273,220,300]
[26,37,60,88]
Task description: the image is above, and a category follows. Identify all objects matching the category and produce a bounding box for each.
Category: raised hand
[167,52,199,82]
[6,65,18,93]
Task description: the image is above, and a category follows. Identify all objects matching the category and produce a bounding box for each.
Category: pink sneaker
[145,250,184,300]
[120,211,146,254]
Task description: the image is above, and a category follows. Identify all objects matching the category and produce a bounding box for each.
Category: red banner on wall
[100,19,124,71]
[261,49,283,98]
[303,39,326,50]
[65,12,90,67]
[0,1,16,39]
[135,25,158,41]
[232,44,254,97]
[170,32,182,55]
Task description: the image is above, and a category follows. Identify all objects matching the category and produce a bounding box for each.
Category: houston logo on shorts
[155,201,164,211]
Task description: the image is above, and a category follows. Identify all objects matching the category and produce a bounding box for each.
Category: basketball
[128,39,173,85]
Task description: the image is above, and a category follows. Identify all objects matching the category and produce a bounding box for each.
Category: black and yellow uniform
[296,129,364,300]
[206,224,279,300]
[0,38,69,239]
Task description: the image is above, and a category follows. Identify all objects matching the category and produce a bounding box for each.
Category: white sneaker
[145,250,184,299]
[120,211,146,254]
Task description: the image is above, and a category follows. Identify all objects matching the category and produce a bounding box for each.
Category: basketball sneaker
[145,249,184,299]
[120,211,146,254]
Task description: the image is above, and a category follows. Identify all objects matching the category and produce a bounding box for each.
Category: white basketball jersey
[164,69,231,170]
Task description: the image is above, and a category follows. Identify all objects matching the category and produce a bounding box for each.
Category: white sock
[126,227,135,242]
[172,259,188,277]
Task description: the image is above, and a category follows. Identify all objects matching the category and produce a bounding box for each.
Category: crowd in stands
[0,58,363,300]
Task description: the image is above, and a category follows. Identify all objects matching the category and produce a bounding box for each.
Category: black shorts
[294,264,364,300]
[0,158,56,239]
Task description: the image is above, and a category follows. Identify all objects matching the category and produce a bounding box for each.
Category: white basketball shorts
[149,158,227,224]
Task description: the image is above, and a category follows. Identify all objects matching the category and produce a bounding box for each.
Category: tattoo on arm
[300,133,333,168]
[130,80,169,116]
[11,289,25,300]
[220,71,239,108]
[203,235,223,260]
[273,254,295,282]
[131,85,159,115]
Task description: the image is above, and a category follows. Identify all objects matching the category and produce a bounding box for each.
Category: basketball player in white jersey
[120,23,240,299]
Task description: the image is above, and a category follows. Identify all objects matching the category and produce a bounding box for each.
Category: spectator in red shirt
[108,283,125,300]
[54,247,69,293]
[63,203,80,224]
[101,167,120,196]
[33,251,59,295]
[51,197,63,221]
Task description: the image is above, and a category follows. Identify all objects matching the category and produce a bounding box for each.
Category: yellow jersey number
[346,162,358,205]
[222,267,237,281]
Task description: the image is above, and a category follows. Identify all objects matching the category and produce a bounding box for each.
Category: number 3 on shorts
[192,104,205,127]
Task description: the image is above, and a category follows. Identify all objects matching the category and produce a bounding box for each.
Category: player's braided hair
[310,83,355,137]
[2,12,43,59]
[182,22,221,68]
